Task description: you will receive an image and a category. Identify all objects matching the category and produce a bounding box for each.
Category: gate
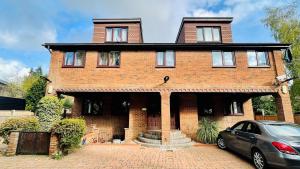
[16,132,51,155]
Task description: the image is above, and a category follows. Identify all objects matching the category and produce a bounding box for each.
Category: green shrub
[51,151,63,160]
[0,117,40,144]
[196,117,219,144]
[36,96,63,131]
[51,118,86,151]
[62,98,73,109]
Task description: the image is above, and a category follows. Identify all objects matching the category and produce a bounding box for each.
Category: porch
[61,89,293,145]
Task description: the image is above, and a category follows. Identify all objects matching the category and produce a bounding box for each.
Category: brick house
[44,17,294,145]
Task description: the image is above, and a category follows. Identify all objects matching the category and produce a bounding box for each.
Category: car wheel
[217,136,226,149]
[252,149,267,169]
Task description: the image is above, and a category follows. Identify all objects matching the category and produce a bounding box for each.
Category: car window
[245,122,261,134]
[265,124,300,137]
[231,122,246,131]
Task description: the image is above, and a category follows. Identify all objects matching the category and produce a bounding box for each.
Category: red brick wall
[92,23,142,43]
[71,96,129,142]
[48,50,278,91]
[177,22,232,43]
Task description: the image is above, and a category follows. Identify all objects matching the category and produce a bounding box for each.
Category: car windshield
[265,123,300,137]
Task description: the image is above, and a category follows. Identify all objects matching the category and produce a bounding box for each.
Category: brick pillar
[273,50,294,123]
[179,94,198,140]
[275,88,294,123]
[127,95,147,141]
[71,97,82,117]
[49,134,59,155]
[6,131,19,156]
[243,98,254,120]
[161,91,171,144]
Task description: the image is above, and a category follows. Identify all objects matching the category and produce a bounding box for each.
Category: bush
[51,118,86,151]
[36,96,63,131]
[62,98,73,109]
[0,117,40,144]
[196,117,219,144]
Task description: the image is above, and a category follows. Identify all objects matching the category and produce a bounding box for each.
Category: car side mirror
[226,127,231,132]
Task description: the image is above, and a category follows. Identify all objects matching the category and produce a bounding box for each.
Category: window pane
[204,27,213,41]
[113,28,121,42]
[157,52,164,66]
[109,52,120,66]
[212,28,220,41]
[106,28,112,41]
[165,51,175,66]
[74,51,85,66]
[212,51,222,66]
[223,52,234,66]
[64,52,74,65]
[247,51,257,66]
[99,52,108,66]
[257,52,268,66]
[121,28,128,41]
[197,28,204,41]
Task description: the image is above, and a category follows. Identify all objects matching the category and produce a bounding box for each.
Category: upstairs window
[197,27,221,42]
[212,51,235,67]
[63,51,85,67]
[156,51,175,67]
[247,51,270,67]
[106,27,128,42]
[98,51,120,67]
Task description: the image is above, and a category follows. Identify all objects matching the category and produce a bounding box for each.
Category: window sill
[212,66,236,68]
[97,66,120,68]
[248,66,271,68]
[197,41,222,43]
[62,66,85,68]
[104,41,128,43]
[155,66,175,68]
[224,113,244,116]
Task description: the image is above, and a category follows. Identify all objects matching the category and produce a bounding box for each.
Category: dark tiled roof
[43,43,290,51]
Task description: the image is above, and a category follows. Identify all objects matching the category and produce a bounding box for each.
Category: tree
[25,77,47,112]
[0,82,24,98]
[262,1,300,112]
[252,96,277,115]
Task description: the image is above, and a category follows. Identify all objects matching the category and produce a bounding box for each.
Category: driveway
[0,144,254,169]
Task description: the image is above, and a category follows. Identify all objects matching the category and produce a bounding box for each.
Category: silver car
[217,120,300,169]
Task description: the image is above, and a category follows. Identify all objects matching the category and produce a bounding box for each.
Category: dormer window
[197,27,221,42]
[106,27,128,42]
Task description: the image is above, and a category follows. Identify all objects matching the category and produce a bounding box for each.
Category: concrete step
[142,133,161,140]
[138,136,161,144]
[134,140,195,149]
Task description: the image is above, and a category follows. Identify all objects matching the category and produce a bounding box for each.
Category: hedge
[51,118,86,151]
[0,117,40,144]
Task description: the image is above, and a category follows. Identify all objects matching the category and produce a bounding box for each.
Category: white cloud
[192,0,285,23]
[0,57,30,82]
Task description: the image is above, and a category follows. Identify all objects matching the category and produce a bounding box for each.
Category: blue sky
[0,0,298,82]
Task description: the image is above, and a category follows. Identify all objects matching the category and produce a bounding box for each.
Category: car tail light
[272,142,298,155]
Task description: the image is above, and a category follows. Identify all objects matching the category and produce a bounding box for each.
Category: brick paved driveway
[0,144,254,169]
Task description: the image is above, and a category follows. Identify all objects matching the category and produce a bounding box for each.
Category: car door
[235,122,260,157]
[226,121,247,151]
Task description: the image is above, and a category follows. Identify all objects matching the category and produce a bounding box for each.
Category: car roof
[255,120,290,125]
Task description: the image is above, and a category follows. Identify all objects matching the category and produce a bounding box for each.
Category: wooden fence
[255,115,278,121]
[16,132,50,155]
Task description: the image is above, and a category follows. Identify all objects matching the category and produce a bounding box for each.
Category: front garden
[0,95,86,159]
